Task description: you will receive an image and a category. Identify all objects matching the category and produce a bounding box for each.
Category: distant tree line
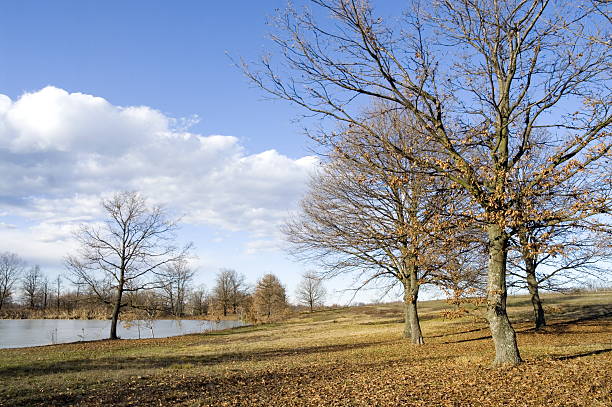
[0,193,325,337]
[1,247,315,325]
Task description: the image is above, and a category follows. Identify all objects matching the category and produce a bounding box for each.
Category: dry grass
[0,292,610,406]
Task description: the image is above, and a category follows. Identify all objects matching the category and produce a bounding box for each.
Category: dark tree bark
[487,225,522,366]
[401,255,424,345]
[402,281,424,345]
[110,281,124,340]
[525,260,546,330]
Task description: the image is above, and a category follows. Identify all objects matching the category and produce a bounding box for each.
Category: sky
[0,1,405,304]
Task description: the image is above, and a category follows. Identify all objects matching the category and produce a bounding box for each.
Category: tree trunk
[486,224,522,366]
[402,262,424,345]
[0,286,6,310]
[525,260,545,330]
[109,284,124,340]
[403,294,424,344]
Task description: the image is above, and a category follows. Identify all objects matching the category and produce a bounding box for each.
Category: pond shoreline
[0,319,247,349]
[2,323,252,351]
[0,312,242,322]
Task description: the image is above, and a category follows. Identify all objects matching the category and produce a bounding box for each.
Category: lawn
[0,291,610,406]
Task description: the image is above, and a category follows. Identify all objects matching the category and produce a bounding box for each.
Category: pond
[0,319,246,349]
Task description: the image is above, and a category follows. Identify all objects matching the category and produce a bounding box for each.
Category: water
[0,319,245,349]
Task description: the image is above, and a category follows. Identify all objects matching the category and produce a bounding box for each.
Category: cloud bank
[0,86,318,264]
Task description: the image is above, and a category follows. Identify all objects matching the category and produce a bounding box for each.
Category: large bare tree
[284,123,473,344]
[246,0,611,365]
[0,252,25,310]
[66,191,191,340]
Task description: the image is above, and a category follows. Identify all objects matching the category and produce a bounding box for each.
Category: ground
[0,292,610,406]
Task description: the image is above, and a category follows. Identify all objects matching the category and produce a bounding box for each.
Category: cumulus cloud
[0,86,318,260]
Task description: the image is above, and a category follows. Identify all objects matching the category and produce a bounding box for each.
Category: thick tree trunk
[404,295,424,344]
[486,224,522,366]
[525,260,545,330]
[402,263,424,345]
[109,284,124,340]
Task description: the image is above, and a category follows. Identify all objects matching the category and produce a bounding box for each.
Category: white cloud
[0,86,319,262]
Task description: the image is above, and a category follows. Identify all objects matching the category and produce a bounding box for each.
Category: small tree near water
[66,191,191,340]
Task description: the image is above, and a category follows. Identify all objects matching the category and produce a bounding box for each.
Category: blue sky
[0,1,405,304]
[0,1,309,156]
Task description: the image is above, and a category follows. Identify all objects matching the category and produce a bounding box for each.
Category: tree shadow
[428,327,488,338]
[548,304,612,325]
[0,339,393,379]
[555,348,612,361]
[440,304,612,344]
[441,334,492,344]
[532,304,612,334]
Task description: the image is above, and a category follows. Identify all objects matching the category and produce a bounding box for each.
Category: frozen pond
[0,319,245,349]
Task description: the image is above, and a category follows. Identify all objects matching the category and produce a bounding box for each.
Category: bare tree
[510,224,611,329]
[0,252,25,310]
[295,271,327,312]
[211,269,248,316]
[283,122,473,344]
[212,269,232,316]
[246,0,610,365]
[157,260,196,316]
[506,140,612,329]
[188,285,210,316]
[252,273,287,321]
[66,191,192,340]
[55,275,62,312]
[22,265,42,309]
[229,271,248,314]
[41,276,49,309]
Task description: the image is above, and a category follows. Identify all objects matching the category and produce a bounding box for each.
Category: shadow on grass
[555,348,612,361]
[0,339,393,379]
[441,304,612,344]
[525,304,612,335]
[428,327,488,339]
[442,335,493,344]
[508,294,584,308]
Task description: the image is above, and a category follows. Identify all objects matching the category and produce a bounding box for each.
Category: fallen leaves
[0,294,610,406]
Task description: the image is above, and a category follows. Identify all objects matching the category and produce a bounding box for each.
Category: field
[0,292,610,406]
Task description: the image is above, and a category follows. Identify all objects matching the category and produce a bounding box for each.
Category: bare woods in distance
[2,192,320,340]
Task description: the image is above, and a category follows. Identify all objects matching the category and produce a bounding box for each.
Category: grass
[0,291,610,406]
